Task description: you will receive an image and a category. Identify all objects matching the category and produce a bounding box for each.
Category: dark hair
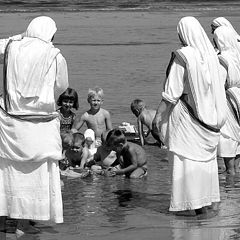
[57,88,79,110]
[106,128,126,146]
[72,132,85,145]
[130,99,145,115]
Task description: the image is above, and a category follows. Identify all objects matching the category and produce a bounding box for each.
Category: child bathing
[72,87,112,147]
[79,129,97,169]
[60,133,90,178]
[106,128,147,178]
[85,130,118,172]
[57,88,79,150]
[131,99,163,147]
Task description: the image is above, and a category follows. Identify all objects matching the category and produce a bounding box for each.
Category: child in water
[57,88,79,150]
[79,129,97,169]
[65,132,85,167]
[106,128,147,178]
[131,99,163,147]
[85,130,118,172]
[72,87,112,147]
[61,132,90,178]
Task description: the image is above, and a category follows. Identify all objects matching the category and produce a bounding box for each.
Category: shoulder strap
[166,52,176,78]
[180,96,220,133]
[165,50,186,78]
[226,90,240,126]
[3,39,13,111]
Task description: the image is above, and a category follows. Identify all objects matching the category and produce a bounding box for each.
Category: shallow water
[2,5,240,240]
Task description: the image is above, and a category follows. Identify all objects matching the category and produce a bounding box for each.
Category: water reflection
[4,148,240,240]
[59,147,240,239]
[168,170,240,240]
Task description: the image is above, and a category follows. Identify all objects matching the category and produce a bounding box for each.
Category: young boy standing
[106,128,147,178]
[130,99,163,146]
[72,87,112,147]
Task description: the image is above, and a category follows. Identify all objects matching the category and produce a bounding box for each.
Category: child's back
[131,99,162,146]
[120,141,147,169]
[138,108,156,130]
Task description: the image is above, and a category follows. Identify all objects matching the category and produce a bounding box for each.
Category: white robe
[214,26,240,157]
[161,17,227,211]
[163,57,222,211]
[0,16,68,223]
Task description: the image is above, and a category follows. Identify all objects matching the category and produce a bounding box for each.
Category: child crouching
[106,128,147,178]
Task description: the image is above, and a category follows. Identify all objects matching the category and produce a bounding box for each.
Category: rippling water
[2,1,240,239]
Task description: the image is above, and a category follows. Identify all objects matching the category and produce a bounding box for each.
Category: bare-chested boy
[106,128,147,178]
[72,87,112,146]
[130,99,163,147]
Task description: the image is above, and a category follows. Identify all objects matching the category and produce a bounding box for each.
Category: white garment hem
[0,212,63,223]
[169,198,220,211]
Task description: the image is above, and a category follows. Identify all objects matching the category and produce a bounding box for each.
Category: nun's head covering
[177,16,217,58]
[176,16,227,128]
[214,26,240,88]
[211,17,240,39]
[213,26,239,52]
[25,16,57,42]
[212,17,234,29]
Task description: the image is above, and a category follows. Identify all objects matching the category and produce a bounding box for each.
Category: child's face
[89,95,103,110]
[62,98,74,112]
[112,142,125,153]
[85,137,94,147]
[71,139,83,152]
[132,108,140,117]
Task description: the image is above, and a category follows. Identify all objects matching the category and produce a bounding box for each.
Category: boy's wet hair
[87,87,104,102]
[130,99,146,114]
[57,88,79,110]
[106,128,126,146]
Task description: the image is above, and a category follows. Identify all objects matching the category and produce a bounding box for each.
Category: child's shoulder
[99,108,110,115]
[81,111,90,118]
[139,109,156,120]
[127,141,143,150]
[144,108,156,115]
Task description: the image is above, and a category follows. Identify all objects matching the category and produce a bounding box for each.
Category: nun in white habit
[214,26,240,175]
[153,16,227,214]
[0,16,68,234]
[211,17,240,40]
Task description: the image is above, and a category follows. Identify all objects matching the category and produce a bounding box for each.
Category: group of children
[57,86,161,179]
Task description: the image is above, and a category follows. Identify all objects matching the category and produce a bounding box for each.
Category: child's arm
[84,149,100,168]
[112,150,138,175]
[137,117,145,146]
[80,148,89,169]
[71,114,85,133]
[105,110,112,130]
